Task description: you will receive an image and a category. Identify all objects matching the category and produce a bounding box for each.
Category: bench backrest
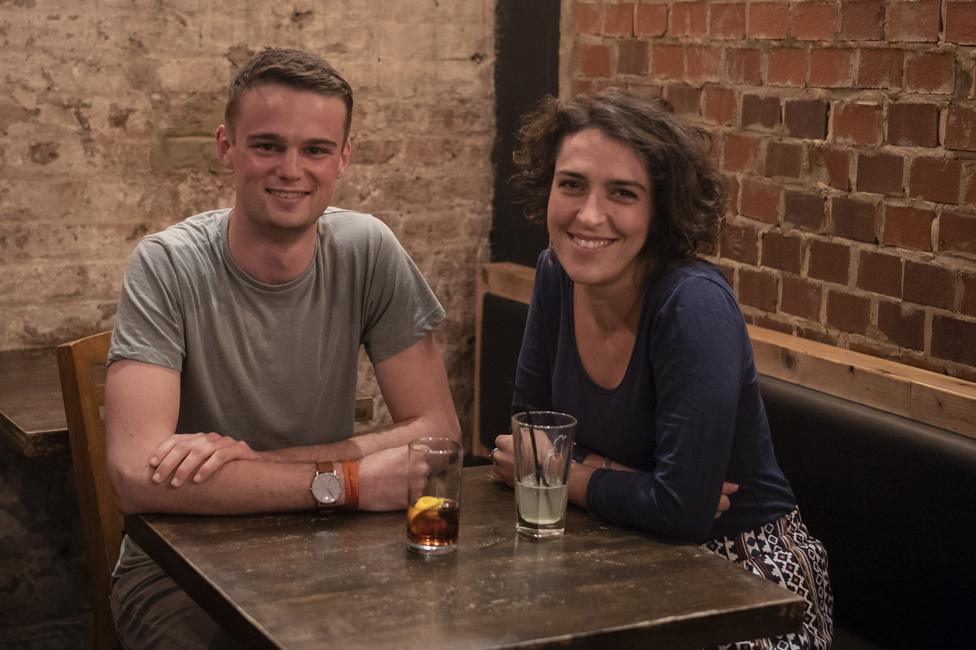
[761,375,975,647]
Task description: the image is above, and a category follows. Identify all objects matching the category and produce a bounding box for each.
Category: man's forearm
[263,414,459,463]
[115,459,316,515]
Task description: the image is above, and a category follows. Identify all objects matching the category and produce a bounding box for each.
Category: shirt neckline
[219,210,318,293]
[564,267,650,395]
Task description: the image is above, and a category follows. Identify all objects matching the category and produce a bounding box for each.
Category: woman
[491,89,832,649]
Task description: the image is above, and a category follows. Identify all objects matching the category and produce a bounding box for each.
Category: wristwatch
[310,461,344,509]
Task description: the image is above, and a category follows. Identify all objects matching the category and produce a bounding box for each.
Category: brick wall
[569,0,976,381]
[1,2,493,643]
[0,0,494,425]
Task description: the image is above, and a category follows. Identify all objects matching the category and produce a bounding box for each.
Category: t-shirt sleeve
[586,276,748,541]
[108,239,186,371]
[512,251,554,414]
[360,222,445,364]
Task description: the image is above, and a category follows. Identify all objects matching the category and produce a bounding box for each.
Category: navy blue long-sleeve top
[513,250,796,542]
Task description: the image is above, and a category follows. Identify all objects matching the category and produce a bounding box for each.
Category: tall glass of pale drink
[511,411,576,538]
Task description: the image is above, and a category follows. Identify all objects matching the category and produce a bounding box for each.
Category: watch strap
[341,460,359,511]
[315,461,335,476]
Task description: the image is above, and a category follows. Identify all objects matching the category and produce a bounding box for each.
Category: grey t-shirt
[110,207,445,449]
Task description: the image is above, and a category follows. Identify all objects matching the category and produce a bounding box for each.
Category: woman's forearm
[567,461,596,510]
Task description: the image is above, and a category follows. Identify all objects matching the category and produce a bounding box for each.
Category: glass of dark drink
[406,437,461,555]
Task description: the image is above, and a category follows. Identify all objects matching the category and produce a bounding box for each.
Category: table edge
[125,514,281,649]
[0,412,68,457]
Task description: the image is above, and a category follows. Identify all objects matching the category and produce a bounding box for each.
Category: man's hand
[357,445,410,511]
[715,481,739,519]
[149,432,261,487]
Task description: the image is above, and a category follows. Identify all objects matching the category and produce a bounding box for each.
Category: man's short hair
[225,47,353,140]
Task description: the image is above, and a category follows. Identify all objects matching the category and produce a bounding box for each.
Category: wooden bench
[474,261,976,647]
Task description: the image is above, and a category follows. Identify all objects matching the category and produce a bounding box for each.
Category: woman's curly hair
[512,88,727,266]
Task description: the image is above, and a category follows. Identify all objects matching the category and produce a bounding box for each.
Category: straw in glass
[510,381,548,487]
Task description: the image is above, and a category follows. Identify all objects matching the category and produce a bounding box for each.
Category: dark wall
[0,441,90,648]
[491,0,559,266]
[478,295,531,450]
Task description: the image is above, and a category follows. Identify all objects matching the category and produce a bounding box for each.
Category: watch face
[311,472,342,505]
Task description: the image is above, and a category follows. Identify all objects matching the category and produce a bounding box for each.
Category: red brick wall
[570,0,976,381]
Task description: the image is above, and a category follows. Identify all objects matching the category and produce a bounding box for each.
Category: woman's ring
[491,447,500,460]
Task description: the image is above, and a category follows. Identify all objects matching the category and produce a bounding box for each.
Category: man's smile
[266,189,311,200]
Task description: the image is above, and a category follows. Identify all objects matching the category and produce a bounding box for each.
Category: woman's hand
[148,432,261,487]
[491,434,515,487]
[715,481,739,518]
[582,452,636,472]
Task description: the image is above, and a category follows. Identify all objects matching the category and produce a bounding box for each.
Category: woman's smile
[568,232,616,250]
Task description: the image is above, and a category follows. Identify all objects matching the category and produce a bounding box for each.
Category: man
[105,48,460,648]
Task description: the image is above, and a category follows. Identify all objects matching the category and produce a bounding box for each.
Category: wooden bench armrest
[475,262,976,442]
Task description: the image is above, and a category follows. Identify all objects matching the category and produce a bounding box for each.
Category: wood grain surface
[0,347,70,456]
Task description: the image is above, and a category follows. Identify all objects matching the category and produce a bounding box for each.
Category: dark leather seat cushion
[478,294,531,450]
[760,375,976,648]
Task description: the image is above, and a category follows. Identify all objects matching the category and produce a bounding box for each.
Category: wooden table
[0,347,70,457]
[125,466,804,649]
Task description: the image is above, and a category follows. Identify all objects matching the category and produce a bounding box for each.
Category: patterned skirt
[700,509,833,650]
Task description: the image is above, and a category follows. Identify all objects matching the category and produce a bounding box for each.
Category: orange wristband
[341,460,360,510]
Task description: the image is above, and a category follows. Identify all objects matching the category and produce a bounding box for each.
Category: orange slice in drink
[408,496,445,525]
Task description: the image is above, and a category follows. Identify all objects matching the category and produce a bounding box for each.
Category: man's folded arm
[105,359,317,515]
[105,333,458,514]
